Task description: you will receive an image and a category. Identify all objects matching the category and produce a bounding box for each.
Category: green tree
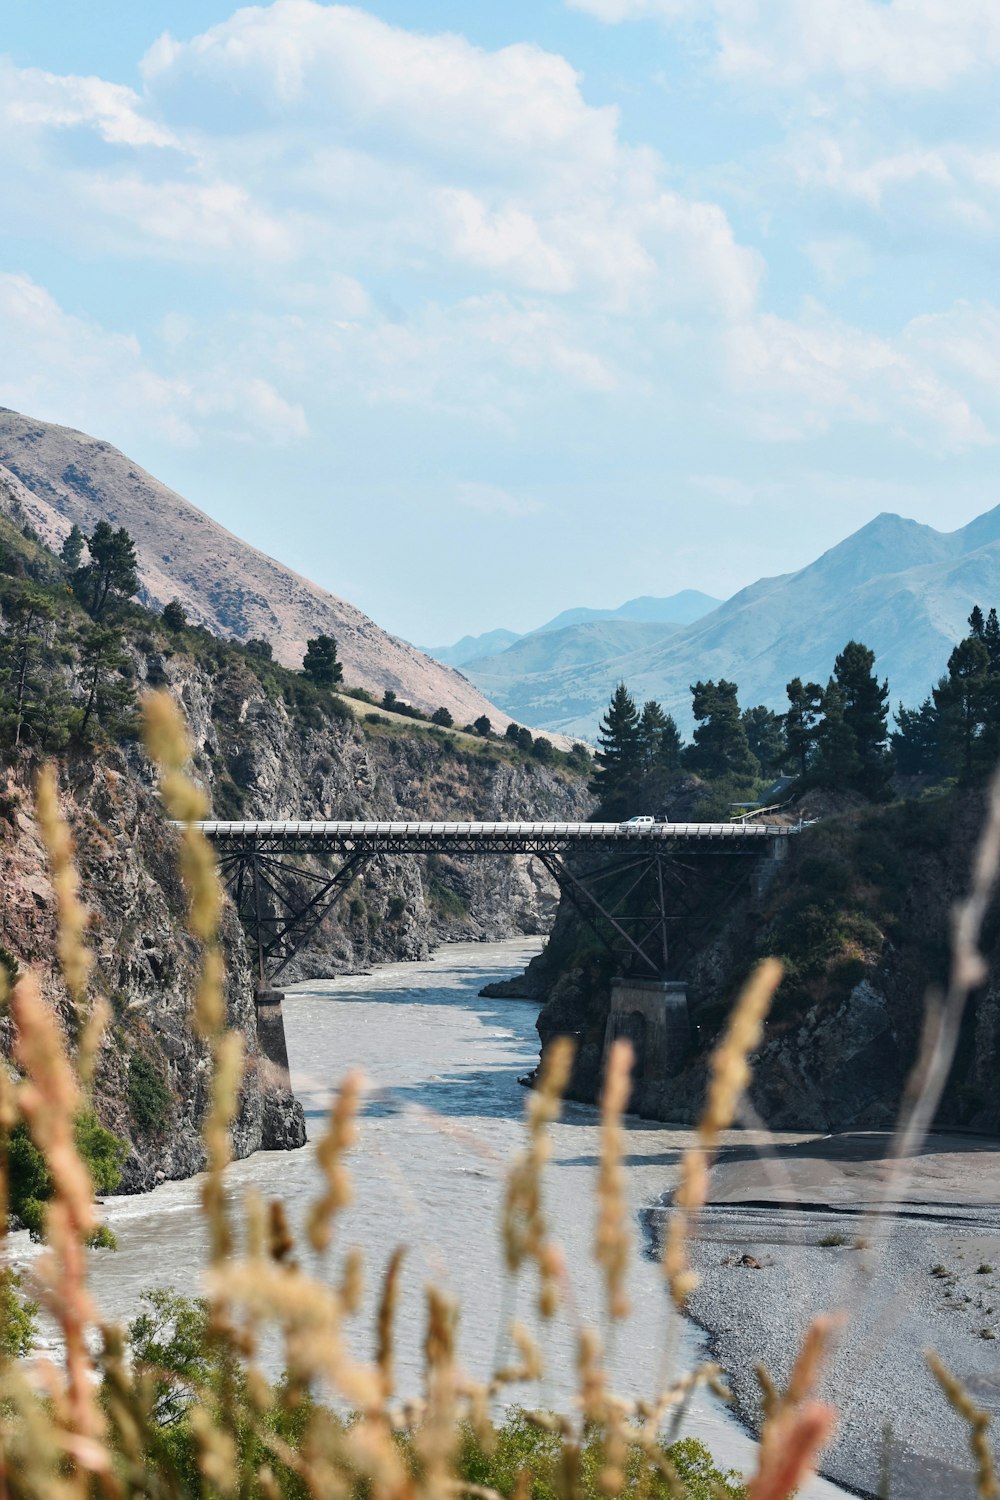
[985,607,1000,669]
[161,599,186,631]
[685,679,758,782]
[813,680,862,790]
[302,634,343,688]
[72,523,139,620]
[76,626,130,741]
[639,700,682,772]
[0,1269,37,1358]
[933,635,991,778]
[0,585,56,746]
[741,704,785,778]
[891,699,944,776]
[243,638,273,661]
[60,524,84,572]
[784,677,823,777]
[532,735,555,763]
[591,683,643,814]
[473,714,492,737]
[516,726,534,753]
[127,1288,213,1428]
[832,640,893,799]
[431,706,453,727]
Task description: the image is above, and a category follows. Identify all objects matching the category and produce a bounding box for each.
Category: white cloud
[724,303,993,451]
[0,273,306,447]
[568,0,1000,92]
[0,58,176,147]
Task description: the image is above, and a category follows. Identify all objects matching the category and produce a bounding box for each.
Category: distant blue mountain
[421,590,722,668]
[459,506,1000,740]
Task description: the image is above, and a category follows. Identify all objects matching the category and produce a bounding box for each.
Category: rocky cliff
[522,785,1000,1134]
[1,748,305,1193]
[161,650,592,978]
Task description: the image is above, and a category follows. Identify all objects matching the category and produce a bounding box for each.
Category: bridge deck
[195,819,794,855]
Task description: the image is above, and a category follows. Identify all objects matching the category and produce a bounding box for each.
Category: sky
[3,1,1000,644]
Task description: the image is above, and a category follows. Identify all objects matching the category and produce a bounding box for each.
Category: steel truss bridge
[195,819,795,985]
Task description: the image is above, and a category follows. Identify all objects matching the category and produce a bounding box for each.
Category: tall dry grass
[0,687,995,1499]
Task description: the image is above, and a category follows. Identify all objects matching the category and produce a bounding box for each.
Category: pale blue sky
[3,0,1000,642]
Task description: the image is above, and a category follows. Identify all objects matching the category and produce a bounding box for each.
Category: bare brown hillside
[0,407,511,728]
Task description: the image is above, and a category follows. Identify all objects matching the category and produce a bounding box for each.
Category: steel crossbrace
[537,852,667,977]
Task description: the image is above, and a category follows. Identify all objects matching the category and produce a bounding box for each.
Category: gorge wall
[521,785,1000,1134]
[1,641,591,1194]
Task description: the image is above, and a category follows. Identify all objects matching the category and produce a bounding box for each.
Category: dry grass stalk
[501,1035,573,1319]
[663,958,783,1308]
[376,1246,407,1402]
[34,765,109,1090]
[308,1069,363,1254]
[595,1038,633,1324]
[11,972,107,1484]
[747,1315,839,1500]
[928,1352,1000,1500]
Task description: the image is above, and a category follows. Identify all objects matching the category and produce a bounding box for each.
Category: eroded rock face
[158,655,592,980]
[527,788,1000,1134]
[0,653,591,1190]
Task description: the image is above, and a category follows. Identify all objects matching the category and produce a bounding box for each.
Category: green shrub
[0,1267,37,1357]
[127,1051,172,1136]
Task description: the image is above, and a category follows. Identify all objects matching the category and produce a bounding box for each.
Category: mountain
[534,590,722,634]
[422,590,721,670]
[421,628,522,668]
[462,507,1000,739]
[0,408,511,728]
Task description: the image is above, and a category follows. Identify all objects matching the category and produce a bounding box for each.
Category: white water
[76,939,845,1494]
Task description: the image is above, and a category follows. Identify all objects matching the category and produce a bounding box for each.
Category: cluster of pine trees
[0,519,140,750]
[892,606,1000,780]
[592,638,897,815]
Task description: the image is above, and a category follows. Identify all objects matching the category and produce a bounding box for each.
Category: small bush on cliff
[8,1111,126,1239]
[127,1050,172,1136]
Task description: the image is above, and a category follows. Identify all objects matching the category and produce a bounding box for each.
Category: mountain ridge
[0,408,514,730]
[461,502,1000,738]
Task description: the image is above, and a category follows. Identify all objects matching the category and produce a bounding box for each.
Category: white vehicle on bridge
[619,815,656,830]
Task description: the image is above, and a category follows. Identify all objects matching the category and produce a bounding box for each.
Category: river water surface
[82,939,845,1496]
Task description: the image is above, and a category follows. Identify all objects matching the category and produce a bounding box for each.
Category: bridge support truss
[201,820,790,986]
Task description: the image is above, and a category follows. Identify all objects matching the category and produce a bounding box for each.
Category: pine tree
[784,678,824,777]
[741,705,785,779]
[933,636,991,778]
[76,627,131,741]
[162,599,186,632]
[302,634,343,688]
[591,683,643,814]
[985,608,1000,669]
[832,640,893,799]
[813,681,861,790]
[60,524,84,572]
[686,679,758,781]
[890,699,944,776]
[0,587,56,746]
[639,700,682,771]
[72,523,139,620]
[969,605,986,640]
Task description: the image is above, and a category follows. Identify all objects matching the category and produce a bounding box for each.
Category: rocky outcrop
[525,786,1000,1134]
[0,752,304,1192]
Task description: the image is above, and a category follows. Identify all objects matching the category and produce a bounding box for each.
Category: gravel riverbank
[647,1131,1000,1500]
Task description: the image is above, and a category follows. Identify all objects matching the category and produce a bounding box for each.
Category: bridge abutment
[604,977,690,1083]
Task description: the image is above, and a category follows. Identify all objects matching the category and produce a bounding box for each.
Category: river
[79,939,845,1495]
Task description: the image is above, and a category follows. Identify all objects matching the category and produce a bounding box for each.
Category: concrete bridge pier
[255,987,294,1089]
[604,976,690,1083]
